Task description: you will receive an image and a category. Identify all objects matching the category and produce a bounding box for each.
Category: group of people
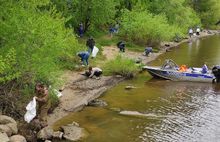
[178,63,209,74]
[188,26,201,37]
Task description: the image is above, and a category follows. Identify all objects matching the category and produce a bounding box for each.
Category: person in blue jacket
[77,51,90,66]
[201,63,208,74]
[144,47,153,56]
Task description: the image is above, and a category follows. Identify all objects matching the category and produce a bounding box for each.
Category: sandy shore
[48,30,220,126]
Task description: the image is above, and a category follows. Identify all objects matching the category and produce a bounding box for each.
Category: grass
[102,55,139,78]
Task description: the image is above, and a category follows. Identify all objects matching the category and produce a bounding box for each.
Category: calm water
[54,35,220,142]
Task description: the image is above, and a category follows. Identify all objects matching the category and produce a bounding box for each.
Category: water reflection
[140,81,220,142]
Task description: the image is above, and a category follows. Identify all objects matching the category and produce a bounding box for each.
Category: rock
[88,99,108,107]
[62,124,88,141]
[0,132,9,142]
[110,107,121,112]
[10,135,27,142]
[6,122,18,135]
[164,43,170,47]
[0,125,12,136]
[37,126,54,140]
[0,115,18,135]
[0,115,16,125]
[52,131,63,139]
[135,58,142,64]
[115,75,123,78]
[45,140,52,142]
[125,85,137,90]
[71,122,79,127]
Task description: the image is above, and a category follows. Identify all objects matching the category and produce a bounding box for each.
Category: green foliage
[0,48,20,83]
[0,0,81,86]
[187,0,220,28]
[102,55,139,77]
[120,10,181,44]
[52,0,117,32]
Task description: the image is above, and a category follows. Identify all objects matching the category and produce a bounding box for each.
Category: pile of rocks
[0,115,26,142]
[37,122,88,141]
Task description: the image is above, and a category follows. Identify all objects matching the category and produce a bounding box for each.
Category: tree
[0,0,80,85]
[186,0,220,28]
[52,0,117,33]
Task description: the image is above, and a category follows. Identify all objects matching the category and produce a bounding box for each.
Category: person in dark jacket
[78,23,84,37]
[144,47,153,56]
[117,41,125,52]
[77,51,90,66]
[86,37,95,53]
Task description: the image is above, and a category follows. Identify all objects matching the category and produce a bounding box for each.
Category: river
[54,35,220,142]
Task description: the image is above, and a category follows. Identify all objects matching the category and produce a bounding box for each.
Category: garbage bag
[91,46,99,57]
[24,97,36,123]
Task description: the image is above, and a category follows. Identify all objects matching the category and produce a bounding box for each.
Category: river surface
[54,35,220,142]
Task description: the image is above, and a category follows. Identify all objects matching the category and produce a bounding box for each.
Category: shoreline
[48,30,220,126]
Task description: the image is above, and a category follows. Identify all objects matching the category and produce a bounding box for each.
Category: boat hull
[144,66,214,83]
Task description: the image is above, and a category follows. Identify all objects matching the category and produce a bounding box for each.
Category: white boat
[143,59,216,83]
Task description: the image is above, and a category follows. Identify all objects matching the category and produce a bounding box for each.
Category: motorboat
[143,59,219,83]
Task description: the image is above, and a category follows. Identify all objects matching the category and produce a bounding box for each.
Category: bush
[119,10,182,45]
[0,0,81,87]
[102,55,139,78]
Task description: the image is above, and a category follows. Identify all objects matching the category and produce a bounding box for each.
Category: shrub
[0,0,81,87]
[102,55,139,78]
[119,10,181,45]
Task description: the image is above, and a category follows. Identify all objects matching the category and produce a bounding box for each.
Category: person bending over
[88,66,102,79]
[77,51,90,66]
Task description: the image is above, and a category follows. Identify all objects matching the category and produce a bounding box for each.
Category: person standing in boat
[201,63,208,74]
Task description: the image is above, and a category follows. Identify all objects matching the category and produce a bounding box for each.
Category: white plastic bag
[91,46,99,58]
[24,97,36,123]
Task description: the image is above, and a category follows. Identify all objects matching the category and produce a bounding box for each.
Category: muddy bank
[47,74,124,125]
[48,30,220,127]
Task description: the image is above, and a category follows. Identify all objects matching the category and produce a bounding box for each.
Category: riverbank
[47,30,219,138]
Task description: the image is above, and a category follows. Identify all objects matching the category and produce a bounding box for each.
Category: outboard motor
[212,66,220,83]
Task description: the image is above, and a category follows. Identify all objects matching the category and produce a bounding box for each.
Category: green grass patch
[102,55,139,78]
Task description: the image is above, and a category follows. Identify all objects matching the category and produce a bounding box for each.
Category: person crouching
[88,66,102,79]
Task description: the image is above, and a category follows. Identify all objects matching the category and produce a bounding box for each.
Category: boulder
[0,115,18,135]
[10,135,27,142]
[52,131,63,139]
[125,85,137,90]
[0,115,16,125]
[0,132,9,142]
[0,125,12,136]
[62,124,88,141]
[88,99,108,107]
[6,122,18,135]
[37,126,54,140]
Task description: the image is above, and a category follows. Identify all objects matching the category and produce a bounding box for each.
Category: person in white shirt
[89,67,102,79]
[196,27,200,35]
[188,28,193,38]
